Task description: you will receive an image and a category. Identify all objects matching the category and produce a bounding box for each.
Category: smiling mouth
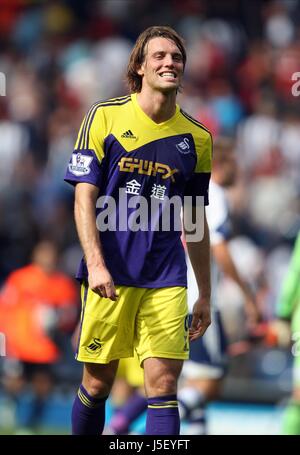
[159,72,177,79]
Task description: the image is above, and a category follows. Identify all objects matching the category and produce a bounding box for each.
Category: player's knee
[84,376,111,398]
[83,368,115,398]
[148,373,178,396]
[83,361,117,398]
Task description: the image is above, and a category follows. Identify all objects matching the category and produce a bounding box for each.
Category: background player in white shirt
[179,136,260,435]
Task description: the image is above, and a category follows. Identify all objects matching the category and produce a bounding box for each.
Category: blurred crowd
[0,0,300,433]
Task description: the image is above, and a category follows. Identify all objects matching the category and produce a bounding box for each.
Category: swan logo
[85,338,102,355]
[176,138,190,154]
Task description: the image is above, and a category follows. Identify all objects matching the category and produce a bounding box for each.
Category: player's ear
[137,63,144,76]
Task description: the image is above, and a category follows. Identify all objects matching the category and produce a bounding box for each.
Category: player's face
[138,37,184,93]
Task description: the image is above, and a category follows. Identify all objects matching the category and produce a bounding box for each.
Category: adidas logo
[121,129,137,139]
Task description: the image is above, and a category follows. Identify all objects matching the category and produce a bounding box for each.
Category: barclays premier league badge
[69,152,93,177]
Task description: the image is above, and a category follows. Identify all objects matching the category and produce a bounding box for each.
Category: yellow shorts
[117,352,144,388]
[76,283,189,365]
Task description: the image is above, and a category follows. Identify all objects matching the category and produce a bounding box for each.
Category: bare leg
[143,357,183,435]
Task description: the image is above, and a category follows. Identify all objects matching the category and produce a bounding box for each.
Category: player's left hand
[189,296,211,341]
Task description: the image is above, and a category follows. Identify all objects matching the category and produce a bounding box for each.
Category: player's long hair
[126,26,186,93]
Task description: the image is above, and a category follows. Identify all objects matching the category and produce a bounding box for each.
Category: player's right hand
[189,296,211,341]
[88,266,118,301]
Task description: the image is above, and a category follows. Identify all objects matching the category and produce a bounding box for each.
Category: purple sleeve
[184,172,211,205]
[64,149,103,187]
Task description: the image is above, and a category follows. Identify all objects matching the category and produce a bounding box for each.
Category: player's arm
[185,208,211,341]
[74,182,117,301]
[212,241,259,324]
